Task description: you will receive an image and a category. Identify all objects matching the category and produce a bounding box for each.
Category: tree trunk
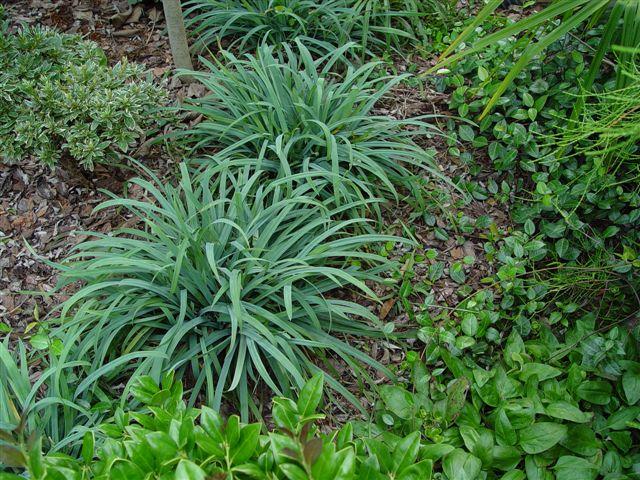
[161,0,193,72]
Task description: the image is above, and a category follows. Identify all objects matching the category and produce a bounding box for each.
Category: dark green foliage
[2,3,640,477]
[434,24,602,171]
[389,16,640,480]
[432,25,639,326]
[551,64,640,212]
[365,316,640,478]
[50,162,404,419]
[0,25,166,170]
[435,0,640,117]
[3,374,435,479]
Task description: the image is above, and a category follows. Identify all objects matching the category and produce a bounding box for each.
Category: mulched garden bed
[1,0,511,421]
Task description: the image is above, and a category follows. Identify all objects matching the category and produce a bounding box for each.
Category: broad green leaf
[606,407,640,430]
[545,402,592,423]
[576,381,612,405]
[560,425,600,457]
[623,368,640,405]
[297,374,324,417]
[398,459,433,479]
[231,424,261,464]
[518,363,562,382]
[380,385,414,420]
[109,459,145,480]
[392,432,421,473]
[449,262,466,284]
[492,445,521,472]
[552,456,598,480]
[500,471,525,480]
[280,463,309,480]
[445,378,470,422]
[145,432,178,463]
[81,431,94,464]
[176,460,207,480]
[495,409,517,446]
[460,426,493,466]
[519,422,567,454]
[421,443,455,461]
[442,449,482,480]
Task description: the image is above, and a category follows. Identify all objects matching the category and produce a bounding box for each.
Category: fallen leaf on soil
[379,298,397,320]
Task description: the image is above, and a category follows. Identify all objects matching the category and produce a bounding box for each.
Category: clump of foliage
[0,24,166,170]
[432,25,639,319]
[435,0,640,116]
[50,162,404,419]
[551,63,640,207]
[433,23,603,171]
[373,17,640,480]
[366,316,640,479]
[183,0,459,55]
[177,40,443,207]
[0,339,107,455]
[183,0,349,54]
[4,3,640,478]
[3,374,435,479]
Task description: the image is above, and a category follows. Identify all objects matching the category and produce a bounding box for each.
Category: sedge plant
[183,0,458,55]
[0,339,108,454]
[183,0,350,54]
[551,59,640,205]
[49,162,407,420]
[174,40,445,212]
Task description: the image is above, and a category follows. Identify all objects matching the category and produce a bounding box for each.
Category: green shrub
[3,374,435,479]
[0,25,166,170]
[176,41,444,209]
[50,162,406,419]
[183,0,458,56]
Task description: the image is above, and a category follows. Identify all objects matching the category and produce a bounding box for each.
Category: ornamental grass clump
[52,162,405,419]
[183,0,349,54]
[0,24,166,170]
[176,40,443,208]
[183,0,454,55]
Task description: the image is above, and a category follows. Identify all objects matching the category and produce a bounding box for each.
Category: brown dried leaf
[379,298,397,321]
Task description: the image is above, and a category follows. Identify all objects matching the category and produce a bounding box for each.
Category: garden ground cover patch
[1,0,638,478]
[0,0,509,407]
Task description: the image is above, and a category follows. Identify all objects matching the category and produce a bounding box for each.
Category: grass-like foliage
[52,162,404,419]
[177,41,443,208]
[433,0,640,118]
[0,339,105,453]
[183,0,458,55]
[552,64,640,203]
[183,0,348,54]
[0,24,166,170]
